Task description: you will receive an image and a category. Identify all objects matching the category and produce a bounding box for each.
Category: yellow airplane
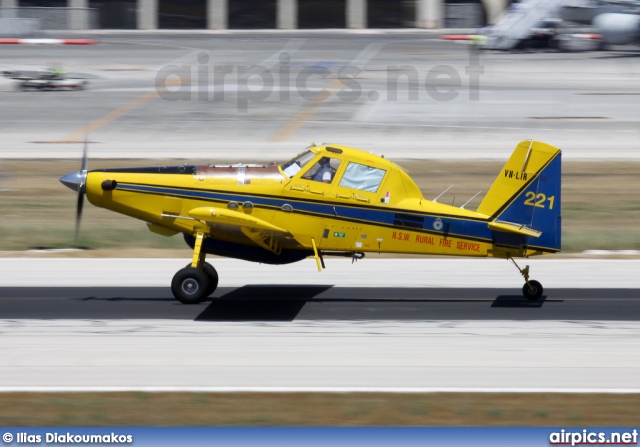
[60,140,561,304]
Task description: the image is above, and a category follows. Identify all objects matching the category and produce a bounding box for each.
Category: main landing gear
[171,232,219,304]
[509,257,544,301]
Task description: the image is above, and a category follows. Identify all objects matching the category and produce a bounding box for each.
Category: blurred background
[0,0,639,428]
[0,0,639,254]
[2,0,638,35]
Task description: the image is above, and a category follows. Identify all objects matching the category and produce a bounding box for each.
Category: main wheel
[202,262,219,296]
[183,263,218,297]
[171,267,210,304]
[522,280,543,301]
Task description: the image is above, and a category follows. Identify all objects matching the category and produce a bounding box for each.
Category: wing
[188,206,300,254]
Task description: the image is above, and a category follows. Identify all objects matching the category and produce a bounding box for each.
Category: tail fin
[477,140,561,252]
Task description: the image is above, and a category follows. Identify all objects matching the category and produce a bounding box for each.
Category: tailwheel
[509,257,544,301]
[522,279,543,301]
[171,267,209,304]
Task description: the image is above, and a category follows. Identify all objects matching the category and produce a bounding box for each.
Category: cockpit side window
[301,157,342,183]
[338,162,386,192]
[280,151,317,177]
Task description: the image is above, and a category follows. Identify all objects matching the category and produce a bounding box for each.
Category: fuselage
[82,144,556,264]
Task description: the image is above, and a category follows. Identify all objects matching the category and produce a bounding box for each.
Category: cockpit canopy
[280,149,387,192]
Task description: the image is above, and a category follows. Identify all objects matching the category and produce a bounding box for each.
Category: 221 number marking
[524,192,555,210]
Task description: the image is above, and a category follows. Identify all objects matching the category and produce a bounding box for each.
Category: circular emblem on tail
[433,218,444,231]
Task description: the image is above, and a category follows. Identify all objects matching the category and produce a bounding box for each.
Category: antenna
[433,185,453,203]
[521,139,533,173]
[461,191,482,209]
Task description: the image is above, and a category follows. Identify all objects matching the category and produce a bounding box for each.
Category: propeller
[59,136,89,244]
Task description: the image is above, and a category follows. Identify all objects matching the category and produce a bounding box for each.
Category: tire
[184,262,218,297]
[522,280,543,301]
[203,262,219,296]
[171,267,210,304]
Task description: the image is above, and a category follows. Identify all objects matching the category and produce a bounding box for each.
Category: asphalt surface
[1,261,638,391]
[0,33,639,159]
[1,286,639,321]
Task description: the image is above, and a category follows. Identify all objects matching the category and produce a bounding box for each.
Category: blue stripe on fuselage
[117,183,498,243]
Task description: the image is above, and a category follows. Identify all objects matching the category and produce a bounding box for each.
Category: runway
[1,318,639,391]
[1,285,639,321]
[1,258,639,321]
[0,258,639,391]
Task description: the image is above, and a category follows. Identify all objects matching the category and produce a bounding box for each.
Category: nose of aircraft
[59,170,86,192]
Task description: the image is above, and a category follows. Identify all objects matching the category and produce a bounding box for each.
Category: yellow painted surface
[84,142,561,262]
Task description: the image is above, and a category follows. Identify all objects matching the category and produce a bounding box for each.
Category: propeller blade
[75,188,84,243]
[74,134,88,244]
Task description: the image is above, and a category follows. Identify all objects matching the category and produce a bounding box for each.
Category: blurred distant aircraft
[483,0,602,51]
[60,141,562,304]
[3,67,90,91]
[592,0,640,46]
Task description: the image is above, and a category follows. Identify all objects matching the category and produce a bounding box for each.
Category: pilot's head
[319,157,330,166]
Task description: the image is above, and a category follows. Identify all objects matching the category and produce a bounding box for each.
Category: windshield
[280,150,317,177]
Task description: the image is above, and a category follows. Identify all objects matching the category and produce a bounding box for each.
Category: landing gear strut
[509,257,543,301]
[171,232,218,304]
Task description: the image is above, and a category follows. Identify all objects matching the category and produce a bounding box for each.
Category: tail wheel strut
[509,257,544,301]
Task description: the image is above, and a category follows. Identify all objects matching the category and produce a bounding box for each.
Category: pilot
[312,157,335,183]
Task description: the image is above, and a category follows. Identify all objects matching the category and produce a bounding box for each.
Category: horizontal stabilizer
[488,220,542,238]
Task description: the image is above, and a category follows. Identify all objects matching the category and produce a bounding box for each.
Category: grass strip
[1,392,639,426]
